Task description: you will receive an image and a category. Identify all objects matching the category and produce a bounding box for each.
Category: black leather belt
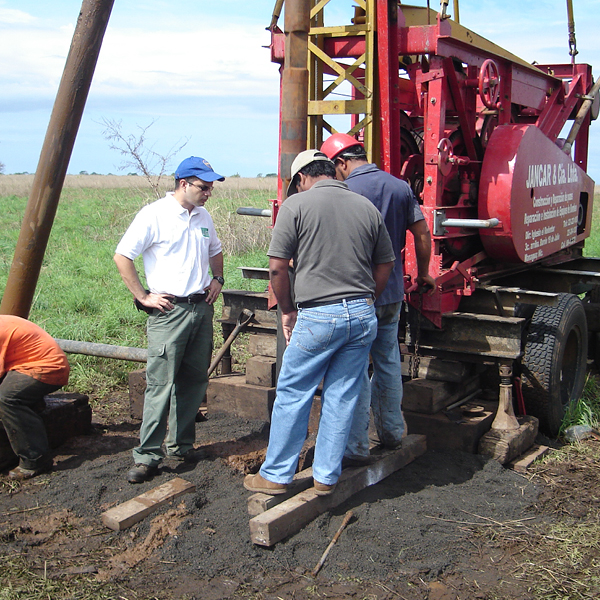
[297,295,371,309]
[171,293,207,304]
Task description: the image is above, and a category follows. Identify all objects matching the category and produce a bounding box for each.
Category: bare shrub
[100,118,189,199]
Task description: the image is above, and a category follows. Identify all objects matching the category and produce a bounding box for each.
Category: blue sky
[0,0,599,180]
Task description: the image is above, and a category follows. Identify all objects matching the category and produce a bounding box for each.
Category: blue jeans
[260,298,377,486]
[346,302,405,458]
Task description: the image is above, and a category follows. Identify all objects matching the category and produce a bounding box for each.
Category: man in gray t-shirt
[244,150,394,497]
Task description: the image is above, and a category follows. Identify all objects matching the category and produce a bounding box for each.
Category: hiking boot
[127,463,159,484]
[243,473,288,495]
[9,460,53,481]
[314,480,337,496]
[341,454,376,469]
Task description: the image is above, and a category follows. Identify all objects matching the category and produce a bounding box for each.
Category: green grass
[560,373,600,436]
[0,186,272,395]
[583,193,600,258]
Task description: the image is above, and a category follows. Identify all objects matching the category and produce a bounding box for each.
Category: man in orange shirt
[0,316,70,480]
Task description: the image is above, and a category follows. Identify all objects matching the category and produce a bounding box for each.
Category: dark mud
[0,398,554,599]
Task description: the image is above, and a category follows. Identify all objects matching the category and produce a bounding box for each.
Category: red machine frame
[269,1,597,328]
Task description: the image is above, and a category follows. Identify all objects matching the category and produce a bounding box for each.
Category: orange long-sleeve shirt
[0,316,69,386]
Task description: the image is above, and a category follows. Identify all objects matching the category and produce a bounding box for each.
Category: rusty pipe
[269,0,285,30]
[0,0,115,318]
[279,0,310,200]
[56,339,148,362]
[562,77,600,155]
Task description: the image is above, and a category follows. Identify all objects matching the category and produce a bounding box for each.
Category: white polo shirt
[115,193,222,297]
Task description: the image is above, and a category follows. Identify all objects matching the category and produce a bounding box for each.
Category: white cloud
[94,24,278,97]
[0,7,35,24]
[0,18,278,101]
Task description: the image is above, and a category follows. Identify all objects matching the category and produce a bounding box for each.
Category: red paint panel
[479,124,595,263]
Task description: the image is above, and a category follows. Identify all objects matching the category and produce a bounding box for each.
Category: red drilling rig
[263,0,600,439]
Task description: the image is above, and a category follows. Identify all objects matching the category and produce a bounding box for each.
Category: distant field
[0,174,278,198]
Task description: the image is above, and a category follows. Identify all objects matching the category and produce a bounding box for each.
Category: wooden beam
[101,477,195,531]
[248,468,314,517]
[249,434,427,546]
[508,444,550,474]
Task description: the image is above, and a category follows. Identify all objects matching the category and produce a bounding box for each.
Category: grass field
[0,176,276,396]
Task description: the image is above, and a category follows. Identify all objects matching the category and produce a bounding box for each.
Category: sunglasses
[186,180,213,192]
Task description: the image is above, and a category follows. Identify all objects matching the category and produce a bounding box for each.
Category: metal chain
[411,292,424,379]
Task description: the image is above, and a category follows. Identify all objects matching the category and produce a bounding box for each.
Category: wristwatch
[213,276,225,286]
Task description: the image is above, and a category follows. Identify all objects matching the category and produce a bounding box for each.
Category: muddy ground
[1,392,598,600]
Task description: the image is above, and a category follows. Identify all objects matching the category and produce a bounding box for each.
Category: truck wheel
[520,293,588,436]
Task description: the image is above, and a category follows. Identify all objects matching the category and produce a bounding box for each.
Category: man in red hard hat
[321,133,434,463]
[244,149,394,497]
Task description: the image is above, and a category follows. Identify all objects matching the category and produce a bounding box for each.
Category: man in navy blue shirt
[321,133,434,462]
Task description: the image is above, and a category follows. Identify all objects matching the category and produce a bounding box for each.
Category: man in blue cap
[114,156,226,483]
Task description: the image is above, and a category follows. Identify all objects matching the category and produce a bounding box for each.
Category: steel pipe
[56,339,147,362]
[0,0,115,318]
[442,218,500,228]
[236,207,273,217]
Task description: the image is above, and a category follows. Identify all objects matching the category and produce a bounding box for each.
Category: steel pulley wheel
[520,293,588,436]
[479,59,500,109]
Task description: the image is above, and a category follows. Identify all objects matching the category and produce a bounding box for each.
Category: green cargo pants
[133,301,213,466]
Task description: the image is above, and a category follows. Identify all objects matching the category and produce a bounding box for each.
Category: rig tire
[520,293,588,437]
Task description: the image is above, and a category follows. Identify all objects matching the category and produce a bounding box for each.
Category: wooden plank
[402,376,480,414]
[400,357,470,383]
[248,334,277,358]
[248,468,314,517]
[478,416,539,464]
[249,434,427,546]
[508,444,550,474]
[245,356,277,387]
[207,374,276,421]
[101,477,195,531]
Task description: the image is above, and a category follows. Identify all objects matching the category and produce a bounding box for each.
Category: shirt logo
[201,227,210,238]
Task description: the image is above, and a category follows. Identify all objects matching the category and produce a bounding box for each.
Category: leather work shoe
[341,454,377,469]
[9,460,53,481]
[243,473,288,495]
[314,480,337,496]
[127,463,159,484]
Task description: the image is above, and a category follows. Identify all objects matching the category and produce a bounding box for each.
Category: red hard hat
[320,133,364,160]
